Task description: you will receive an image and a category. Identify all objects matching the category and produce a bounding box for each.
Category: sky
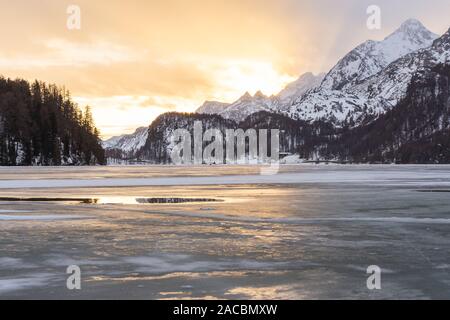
[1,0,449,138]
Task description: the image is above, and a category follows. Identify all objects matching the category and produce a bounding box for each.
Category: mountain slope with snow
[321,19,438,91]
[196,19,438,125]
[103,127,149,157]
[288,19,444,125]
[322,63,450,163]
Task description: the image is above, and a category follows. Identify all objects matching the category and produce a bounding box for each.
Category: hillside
[0,77,105,166]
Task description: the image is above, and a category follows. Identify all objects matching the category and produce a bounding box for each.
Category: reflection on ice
[0,196,222,205]
[225,285,307,300]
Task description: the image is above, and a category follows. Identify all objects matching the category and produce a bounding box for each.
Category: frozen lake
[0,165,450,299]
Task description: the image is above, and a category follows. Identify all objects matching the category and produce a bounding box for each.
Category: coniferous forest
[0,77,105,166]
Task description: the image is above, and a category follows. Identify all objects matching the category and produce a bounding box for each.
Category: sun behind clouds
[1,0,450,137]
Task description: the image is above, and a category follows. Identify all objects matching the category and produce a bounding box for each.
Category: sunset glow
[1,0,449,137]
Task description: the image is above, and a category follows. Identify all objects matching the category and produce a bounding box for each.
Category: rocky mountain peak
[240,91,253,100]
[254,90,267,99]
[398,18,427,32]
[384,18,437,46]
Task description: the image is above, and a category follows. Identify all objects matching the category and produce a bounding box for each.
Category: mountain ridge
[288,19,442,125]
[104,19,450,164]
[321,18,438,91]
[195,72,325,122]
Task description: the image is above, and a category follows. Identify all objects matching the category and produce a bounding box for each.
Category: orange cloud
[1,0,449,137]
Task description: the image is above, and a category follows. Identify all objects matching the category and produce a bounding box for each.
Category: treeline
[0,77,105,165]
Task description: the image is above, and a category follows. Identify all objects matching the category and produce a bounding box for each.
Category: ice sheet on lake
[0,273,54,294]
[1,168,450,189]
[44,254,119,267]
[144,210,450,225]
[122,253,293,275]
[0,257,36,269]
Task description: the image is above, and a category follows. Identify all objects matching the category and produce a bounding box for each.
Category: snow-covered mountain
[196,19,438,124]
[288,19,442,125]
[103,126,149,157]
[196,72,325,122]
[321,19,438,91]
[320,63,450,163]
[106,19,450,163]
[136,60,450,164]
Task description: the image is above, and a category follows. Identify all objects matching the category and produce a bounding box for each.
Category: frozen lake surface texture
[0,165,449,299]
